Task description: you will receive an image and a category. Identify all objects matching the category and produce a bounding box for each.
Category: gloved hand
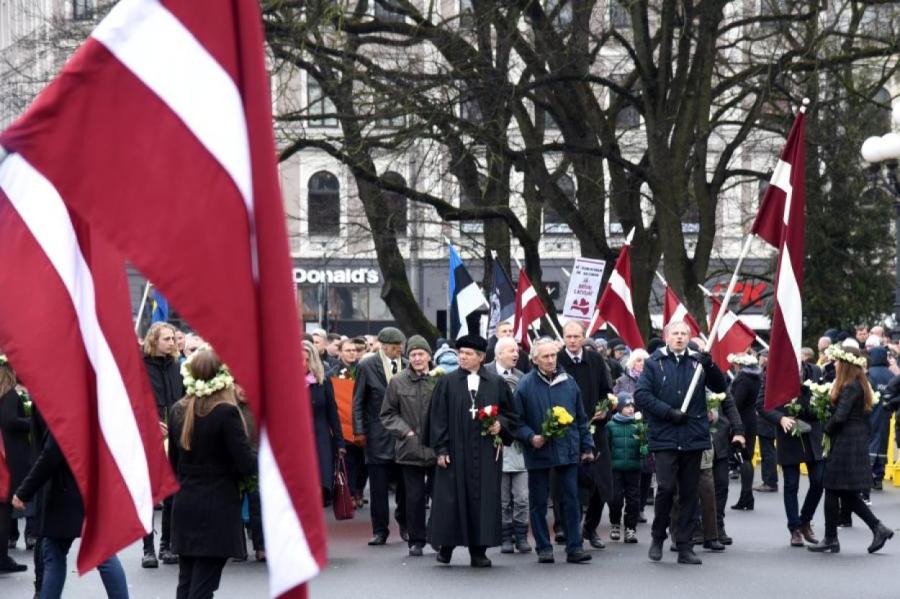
[696,351,714,369]
[668,408,686,424]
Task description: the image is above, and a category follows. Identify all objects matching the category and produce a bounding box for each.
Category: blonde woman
[303,340,346,505]
[168,349,255,598]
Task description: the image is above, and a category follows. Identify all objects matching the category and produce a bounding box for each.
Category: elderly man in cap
[424,334,519,567]
[353,326,409,545]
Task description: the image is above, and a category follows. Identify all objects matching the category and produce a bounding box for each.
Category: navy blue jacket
[512,368,594,469]
[634,347,728,452]
[867,347,893,395]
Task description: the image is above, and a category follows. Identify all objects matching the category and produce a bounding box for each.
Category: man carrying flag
[0,0,327,595]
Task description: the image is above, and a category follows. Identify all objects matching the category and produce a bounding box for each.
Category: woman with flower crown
[168,348,256,598]
[808,345,893,554]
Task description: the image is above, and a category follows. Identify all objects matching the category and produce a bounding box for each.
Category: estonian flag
[448,243,488,339]
[488,257,516,338]
[150,289,170,324]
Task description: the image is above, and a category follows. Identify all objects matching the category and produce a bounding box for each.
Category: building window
[612,75,640,128]
[682,201,700,234]
[459,176,485,234]
[307,77,338,128]
[544,0,573,29]
[861,6,894,38]
[374,1,405,22]
[544,174,575,234]
[460,85,483,125]
[376,113,406,128]
[459,0,475,29]
[382,171,408,237]
[308,171,341,237]
[73,0,94,20]
[609,201,623,234]
[609,0,631,29]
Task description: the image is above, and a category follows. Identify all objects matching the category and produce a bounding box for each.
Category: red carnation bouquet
[478,405,503,460]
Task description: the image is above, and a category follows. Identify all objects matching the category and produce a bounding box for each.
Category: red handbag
[332,452,355,520]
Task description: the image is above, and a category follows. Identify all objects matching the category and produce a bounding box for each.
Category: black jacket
[729,367,761,439]
[144,354,184,420]
[0,388,31,492]
[634,347,728,452]
[757,363,823,465]
[711,393,744,458]
[169,400,256,558]
[15,432,84,539]
[352,352,408,464]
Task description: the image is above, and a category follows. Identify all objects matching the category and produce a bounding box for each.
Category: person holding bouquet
[512,337,594,564]
[424,334,518,567]
[634,321,727,565]
[808,346,894,554]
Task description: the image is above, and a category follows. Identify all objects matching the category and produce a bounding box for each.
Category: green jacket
[607,415,643,472]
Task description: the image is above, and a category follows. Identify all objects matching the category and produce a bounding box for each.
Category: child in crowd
[607,396,646,543]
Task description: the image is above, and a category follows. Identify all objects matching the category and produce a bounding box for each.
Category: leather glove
[668,408,686,424]
[696,351,714,369]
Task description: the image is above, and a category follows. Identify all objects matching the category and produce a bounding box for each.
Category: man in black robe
[425,334,519,567]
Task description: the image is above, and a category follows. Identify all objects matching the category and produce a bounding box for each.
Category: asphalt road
[3,475,900,598]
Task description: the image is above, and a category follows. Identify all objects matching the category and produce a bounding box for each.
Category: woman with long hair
[169,349,255,598]
[303,340,345,505]
[808,345,893,554]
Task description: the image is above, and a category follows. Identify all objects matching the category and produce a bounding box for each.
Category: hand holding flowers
[542,405,575,439]
[478,405,503,460]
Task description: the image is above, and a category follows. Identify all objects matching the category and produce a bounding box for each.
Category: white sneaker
[624,528,638,543]
[610,524,621,541]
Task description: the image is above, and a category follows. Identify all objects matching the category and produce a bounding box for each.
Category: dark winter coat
[512,369,594,470]
[823,380,872,491]
[0,388,31,492]
[14,432,84,539]
[144,354,184,421]
[757,363,824,465]
[607,414,642,472]
[711,393,744,459]
[168,400,256,558]
[634,347,728,452]
[867,348,893,395]
[379,366,437,467]
[558,349,612,495]
[729,366,761,442]
[310,379,345,490]
[352,352,408,464]
[423,367,518,548]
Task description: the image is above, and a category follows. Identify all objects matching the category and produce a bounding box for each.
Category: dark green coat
[607,415,642,472]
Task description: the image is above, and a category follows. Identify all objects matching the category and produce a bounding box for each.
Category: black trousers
[737,434,756,504]
[246,490,264,551]
[143,495,173,554]
[176,556,227,599]
[758,435,778,487]
[712,456,730,528]
[824,489,879,539]
[651,450,702,547]
[0,502,11,561]
[609,470,641,529]
[368,463,405,537]
[402,465,432,547]
[345,445,368,497]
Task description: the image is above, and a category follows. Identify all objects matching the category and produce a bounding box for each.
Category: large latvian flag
[513,268,547,351]
[590,232,644,349]
[448,243,488,339]
[752,106,807,410]
[708,296,757,373]
[662,284,701,337]
[0,0,326,595]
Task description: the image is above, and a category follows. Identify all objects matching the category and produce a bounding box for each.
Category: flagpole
[679,234,754,412]
[513,255,563,341]
[696,283,770,350]
[134,280,152,335]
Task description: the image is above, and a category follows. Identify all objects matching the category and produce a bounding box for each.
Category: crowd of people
[0,318,898,596]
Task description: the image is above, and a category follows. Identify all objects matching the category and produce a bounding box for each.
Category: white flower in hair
[727,353,757,366]
[824,345,867,368]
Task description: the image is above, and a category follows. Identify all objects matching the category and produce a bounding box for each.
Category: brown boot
[798,522,819,545]
[789,529,804,547]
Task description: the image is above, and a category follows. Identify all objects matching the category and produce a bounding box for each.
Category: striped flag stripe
[0,153,153,531]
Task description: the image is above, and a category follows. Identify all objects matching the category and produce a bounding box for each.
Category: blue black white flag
[488,257,515,338]
[448,243,488,339]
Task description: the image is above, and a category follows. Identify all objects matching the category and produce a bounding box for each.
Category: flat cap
[378,326,406,345]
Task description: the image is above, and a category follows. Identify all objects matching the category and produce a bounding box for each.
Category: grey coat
[352,352,408,464]
[379,367,437,467]
[486,361,526,472]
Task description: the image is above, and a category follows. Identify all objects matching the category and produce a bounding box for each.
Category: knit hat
[378,326,406,345]
[406,335,432,357]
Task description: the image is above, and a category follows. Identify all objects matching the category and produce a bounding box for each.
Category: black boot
[807,537,840,553]
[436,546,453,564]
[0,556,27,573]
[514,522,532,553]
[868,522,894,554]
[648,538,663,562]
[677,546,703,565]
[500,523,515,554]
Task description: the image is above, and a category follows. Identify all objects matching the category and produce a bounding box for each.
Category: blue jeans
[41,537,129,599]
[782,461,823,531]
[528,464,582,554]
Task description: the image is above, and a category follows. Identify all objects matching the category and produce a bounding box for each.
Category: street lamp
[861,108,900,337]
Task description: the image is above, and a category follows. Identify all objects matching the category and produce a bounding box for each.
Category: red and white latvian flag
[513,269,548,351]
[663,284,701,337]
[0,0,326,595]
[752,105,807,410]
[708,297,757,373]
[590,231,644,348]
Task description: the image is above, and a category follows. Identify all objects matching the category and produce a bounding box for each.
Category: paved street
[3,476,900,598]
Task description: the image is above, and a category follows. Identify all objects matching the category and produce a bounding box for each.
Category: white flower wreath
[727,353,758,366]
[181,345,235,398]
[824,344,867,368]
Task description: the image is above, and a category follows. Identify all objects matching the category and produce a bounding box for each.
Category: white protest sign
[562,257,606,321]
